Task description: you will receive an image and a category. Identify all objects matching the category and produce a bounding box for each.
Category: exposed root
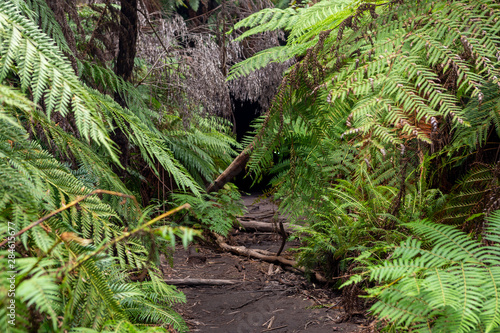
[214,234,327,282]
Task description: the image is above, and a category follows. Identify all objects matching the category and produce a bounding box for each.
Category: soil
[160,194,368,333]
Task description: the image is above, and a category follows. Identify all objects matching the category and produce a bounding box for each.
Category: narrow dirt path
[161,195,366,332]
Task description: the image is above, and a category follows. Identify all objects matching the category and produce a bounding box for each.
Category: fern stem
[64,203,191,275]
[17,238,63,286]
[0,190,139,248]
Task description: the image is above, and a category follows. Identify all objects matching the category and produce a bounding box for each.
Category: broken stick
[214,234,326,283]
[165,278,239,286]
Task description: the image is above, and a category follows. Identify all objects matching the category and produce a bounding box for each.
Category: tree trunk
[116,0,138,82]
[112,0,138,172]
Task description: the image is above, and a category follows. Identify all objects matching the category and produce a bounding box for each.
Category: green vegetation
[344,212,500,332]
[171,183,246,235]
[233,0,500,331]
[0,0,240,331]
[3,0,500,331]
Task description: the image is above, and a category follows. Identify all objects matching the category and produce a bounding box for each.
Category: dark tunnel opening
[231,96,273,193]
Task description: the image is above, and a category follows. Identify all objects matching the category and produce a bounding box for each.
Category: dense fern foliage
[345,211,500,332]
[171,183,246,235]
[230,0,500,322]
[0,0,245,331]
[228,0,367,80]
[0,82,195,332]
[245,0,500,179]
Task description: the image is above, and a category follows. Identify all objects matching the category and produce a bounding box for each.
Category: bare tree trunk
[116,0,138,82]
[112,0,138,172]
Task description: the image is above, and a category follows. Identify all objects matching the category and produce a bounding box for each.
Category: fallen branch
[214,234,326,282]
[231,293,270,309]
[165,278,239,286]
[207,144,253,193]
[237,220,292,234]
[240,212,276,220]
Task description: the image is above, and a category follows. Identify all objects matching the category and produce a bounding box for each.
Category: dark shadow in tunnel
[231,95,273,192]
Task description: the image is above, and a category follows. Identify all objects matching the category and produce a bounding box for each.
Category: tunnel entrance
[231,96,273,193]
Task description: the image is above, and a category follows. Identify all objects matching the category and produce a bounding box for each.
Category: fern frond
[352,213,500,332]
[233,7,299,40]
[18,275,62,330]
[0,4,122,175]
[16,0,71,54]
[228,44,307,80]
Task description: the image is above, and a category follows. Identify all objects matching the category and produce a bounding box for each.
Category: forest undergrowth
[1,0,500,332]
[232,0,500,332]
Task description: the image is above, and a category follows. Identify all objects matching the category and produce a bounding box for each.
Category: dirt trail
[161,194,365,332]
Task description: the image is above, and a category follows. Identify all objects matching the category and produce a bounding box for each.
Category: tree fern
[0,67,190,333]
[0,0,207,194]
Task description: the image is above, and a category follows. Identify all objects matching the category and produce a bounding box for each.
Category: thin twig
[184,5,221,22]
[137,2,171,56]
[230,293,270,310]
[135,51,166,87]
[261,325,287,332]
[0,190,139,248]
[64,203,191,274]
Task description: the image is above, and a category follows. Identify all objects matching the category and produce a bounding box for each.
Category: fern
[228,1,500,303]
[233,7,299,40]
[346,211,500,332]
[0,52,190,333]
[16,0,72,55]
[228,43,306,80]
[0,1,248,331]
[18,275,61,329]
[242,0,500,177]
[237,0,500,206]
[0,0,206,194]
[287,0,364,44]
[171,183,246,236]
[434,163,500,227]
[164,114,240,187]
[0,1,114,153]
[228,0,363,80]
